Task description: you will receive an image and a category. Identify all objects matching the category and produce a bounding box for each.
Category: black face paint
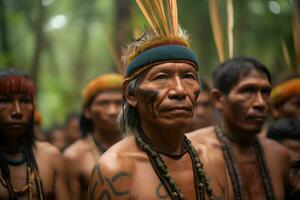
[138,88,159,117]
[194,89,201,100]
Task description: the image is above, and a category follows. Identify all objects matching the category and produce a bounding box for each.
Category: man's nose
[107,104,120,116]
[168,77,187,100]
[11,100,23,119]
[253,92,267,111]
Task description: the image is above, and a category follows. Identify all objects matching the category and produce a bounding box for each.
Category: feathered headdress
[123,0,199,79]
[270,0,300,105]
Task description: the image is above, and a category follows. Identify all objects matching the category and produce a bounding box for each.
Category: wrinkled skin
[187,91,214,131]
[0,94,69,200]
[88,63,228,200]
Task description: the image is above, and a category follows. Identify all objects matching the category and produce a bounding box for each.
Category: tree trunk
[30,0,45,89]
[0,0,14,66]
[115,0,130,73]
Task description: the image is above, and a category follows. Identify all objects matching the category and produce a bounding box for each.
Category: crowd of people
[0,1,300,200]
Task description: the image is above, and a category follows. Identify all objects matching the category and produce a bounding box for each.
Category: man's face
[85,90,122,131]
[0,93,34,138]
[191,91,213,129]
[217,70,271,134]
[277,94,300,120]
[135,62,200,129]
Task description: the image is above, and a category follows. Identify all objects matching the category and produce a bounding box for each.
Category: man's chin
[158,118,191,130]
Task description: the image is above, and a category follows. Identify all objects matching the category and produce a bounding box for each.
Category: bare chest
[0,164,54,200]
[131,155,198,200]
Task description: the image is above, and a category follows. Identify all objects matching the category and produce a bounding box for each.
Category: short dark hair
[200,78,211,93]
[213,57,271,94]
[267,118,300,141]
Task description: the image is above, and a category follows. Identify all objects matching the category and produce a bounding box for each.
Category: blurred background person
[267,118,300,199]
[63,73,123,200]
[47,125,67,151]
[63,112,81,147]
[270,73,300,120]
[186,78,216,132]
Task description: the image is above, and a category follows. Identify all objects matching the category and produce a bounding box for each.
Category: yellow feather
[144,0,163,34]
[173,0,178,35]
[209,0,225,62]
[136,0,157,34]
[227,0,234,58]
[158,0,171,35]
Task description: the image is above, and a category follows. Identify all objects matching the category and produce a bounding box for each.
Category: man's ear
[211,88,225,110]
[269,105,280,120]
[84,107,91,119]
[123,78,137,107]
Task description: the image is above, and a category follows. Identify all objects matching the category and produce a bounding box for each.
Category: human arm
[88,159,132,200]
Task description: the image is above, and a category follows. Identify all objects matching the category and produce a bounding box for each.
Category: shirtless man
[0,68,68,199]
[63,73,123,199]
[87,1,231,198]
[189,57,291,200]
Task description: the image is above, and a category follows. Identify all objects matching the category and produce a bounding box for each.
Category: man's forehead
[94,90,122,100]
[145,62,197,75]
[236,70,271,86]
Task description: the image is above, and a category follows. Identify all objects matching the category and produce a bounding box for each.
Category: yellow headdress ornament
[123,0,200,79]
[82,73,123,106]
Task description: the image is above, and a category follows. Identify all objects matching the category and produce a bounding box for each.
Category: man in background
[63,73,123,199]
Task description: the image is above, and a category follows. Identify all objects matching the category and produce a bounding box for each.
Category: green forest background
[0,0,298,128]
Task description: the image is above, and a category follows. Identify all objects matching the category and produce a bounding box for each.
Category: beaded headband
[0,76,35,96]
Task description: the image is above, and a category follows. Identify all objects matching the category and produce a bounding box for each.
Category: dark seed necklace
[214,125,275,200]
[135,128,215,200]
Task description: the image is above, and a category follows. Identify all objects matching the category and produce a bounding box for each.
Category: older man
[87,0,229,199]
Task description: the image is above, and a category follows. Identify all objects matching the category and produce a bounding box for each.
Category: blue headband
[126,44,200,77]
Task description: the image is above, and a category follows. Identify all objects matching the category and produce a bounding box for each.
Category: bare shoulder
[63,137,90,160]
[88,136,139,199]
[99,135,140,172]
[187,126,219,148]
[259,137,290,163]
[35,141,61,158]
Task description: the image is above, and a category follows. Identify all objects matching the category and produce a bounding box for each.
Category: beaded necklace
[0,166,34,199]
[0,148,44,200]
[135,128,215,200]
[214,126,275,200]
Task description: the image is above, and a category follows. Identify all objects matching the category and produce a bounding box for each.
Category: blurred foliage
[0,0,298,128]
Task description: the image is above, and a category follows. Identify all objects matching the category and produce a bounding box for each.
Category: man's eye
[183,73,196,80]
[153,74,168,80]
[0,96,12,103]
[20,96,32,103]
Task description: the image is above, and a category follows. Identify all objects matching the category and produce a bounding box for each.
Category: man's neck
[0,135,24,153]
[92,128,121,150]
[220,120,257,149]
[140,121,185,155]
